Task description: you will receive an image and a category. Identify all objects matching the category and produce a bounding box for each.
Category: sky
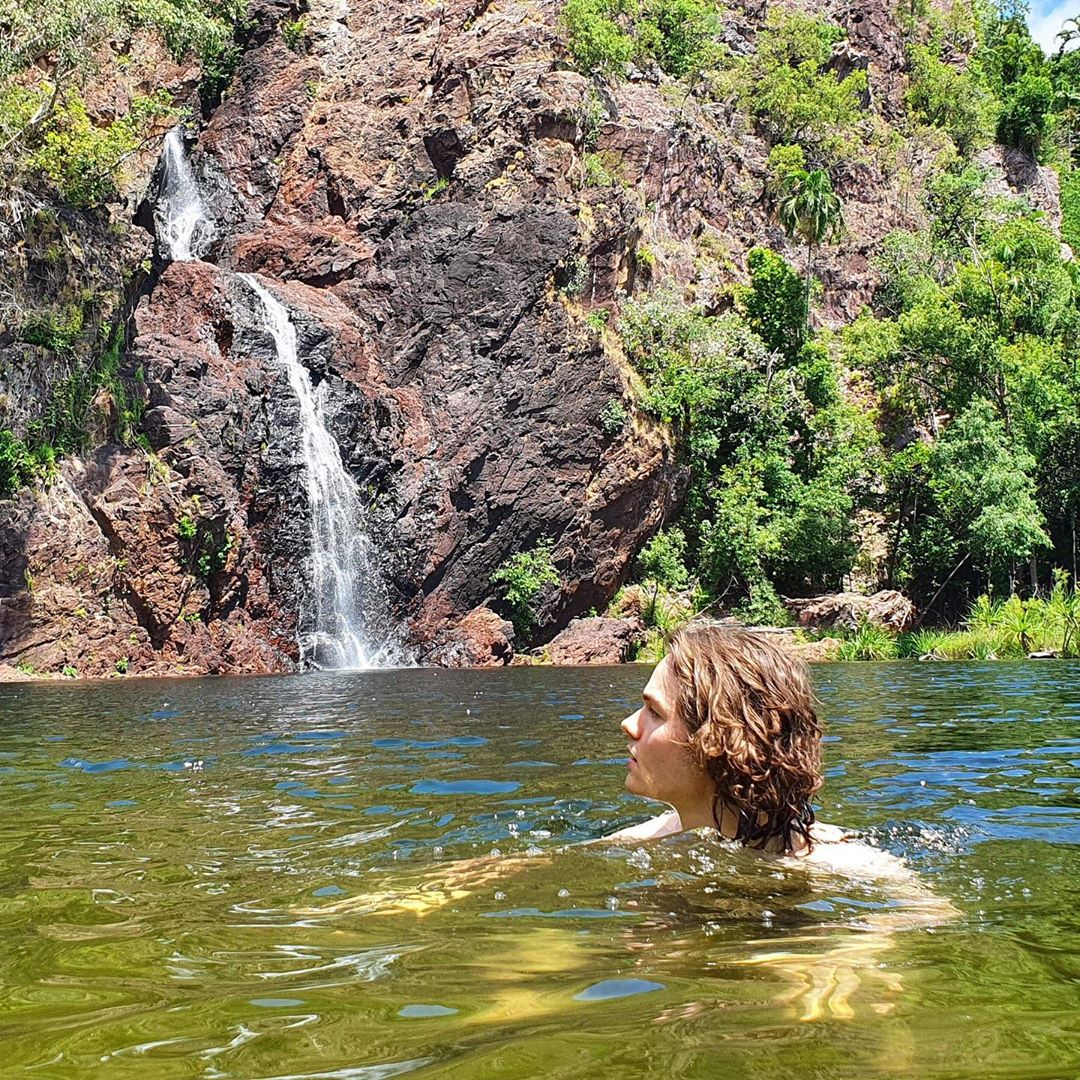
[1028,0,1079,53]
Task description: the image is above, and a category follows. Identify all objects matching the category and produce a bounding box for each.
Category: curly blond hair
[666,624,823,853]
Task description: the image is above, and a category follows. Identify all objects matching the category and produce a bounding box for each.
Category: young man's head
[621,625,823,852]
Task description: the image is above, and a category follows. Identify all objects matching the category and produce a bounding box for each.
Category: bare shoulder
[599,810,683,843]
[799,821,915,882]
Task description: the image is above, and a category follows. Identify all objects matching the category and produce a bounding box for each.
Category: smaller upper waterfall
[157,129,214,261]
[243,275,410,670]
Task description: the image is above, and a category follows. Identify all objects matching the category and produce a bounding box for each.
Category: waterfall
[157,129,214,261]
[243,275,409,670]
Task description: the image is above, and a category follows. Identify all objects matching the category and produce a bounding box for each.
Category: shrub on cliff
[906,42,995,158]
[720,9,867,165]
[561,0,636,77]
[26,88,174,207]
[560,0,722,81]
[996,72,1056,159]
[0,431,54,499]
[491,541,561,638]
[738,247,807,362]
[0,0,247,204]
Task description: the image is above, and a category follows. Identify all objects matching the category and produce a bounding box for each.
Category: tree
[740,247,807,360]
[928,398,1049,593]
[1056,16,1080,56]
[997,72,1056,158]
[777,168,843,329]
[905,43,995,156]
[560,0,636,77]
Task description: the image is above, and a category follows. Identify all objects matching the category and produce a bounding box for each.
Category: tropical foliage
[0,0,248,204]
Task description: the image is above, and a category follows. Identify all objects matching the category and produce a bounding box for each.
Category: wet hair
[666,624,823,853]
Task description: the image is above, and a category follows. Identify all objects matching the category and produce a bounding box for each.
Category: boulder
[785,590,916,634]
[789,635,843,663]
[426,606,515,667]
[546,616,645,665]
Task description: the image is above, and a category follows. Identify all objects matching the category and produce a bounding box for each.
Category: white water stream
[158,129,214,261]
[242,277,408,669]
[154,132,405,669]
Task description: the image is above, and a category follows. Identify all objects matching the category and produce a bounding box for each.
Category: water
[157,130,214,262]
[243,276,408,670]
[1,661,1078,1077]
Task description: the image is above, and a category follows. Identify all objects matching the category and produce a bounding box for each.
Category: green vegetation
[491,540,561,638]
[175,505,235,584]
[729,9,868,165]
[0,0,249,205]
[906,41,996,156]
[620,267,874,621]
[586,309,611,333]
[811,574,1080,660]
[616,59,1079,632]
[0,432,55,497]
[582,150,625,187]
[177,515,198,542]
[28,88,175,207]
[843,170,1079,613]
[556,256,588,297]
[0,324,147,498]
[561,0,721,80]
[280,17,306,52]
[599,397,626,435]
[901,3,1080,167]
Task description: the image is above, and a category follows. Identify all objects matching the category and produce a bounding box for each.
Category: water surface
[1,663,1078,1077]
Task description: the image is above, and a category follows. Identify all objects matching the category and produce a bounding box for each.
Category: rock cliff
[0,0,1062,676]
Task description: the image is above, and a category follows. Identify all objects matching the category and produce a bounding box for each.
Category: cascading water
[157,129,214,261]
[153,131,405,669]
[242,276,409,670]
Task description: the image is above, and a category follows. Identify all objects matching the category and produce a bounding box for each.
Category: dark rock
[547,616,645,665]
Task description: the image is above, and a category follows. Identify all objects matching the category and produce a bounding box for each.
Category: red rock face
[547,616,646,665]
[180,0,686,656]
[3,0,1056,675]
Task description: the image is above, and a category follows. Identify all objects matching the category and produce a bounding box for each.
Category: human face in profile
[620,658,714,818]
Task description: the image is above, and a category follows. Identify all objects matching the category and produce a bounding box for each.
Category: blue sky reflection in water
[1,662,1079,1077]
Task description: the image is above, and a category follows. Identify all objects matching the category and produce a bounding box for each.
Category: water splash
[157,129,214,261]
[243,275,409,670]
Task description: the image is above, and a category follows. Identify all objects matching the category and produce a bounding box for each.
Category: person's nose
[621,708,641,741]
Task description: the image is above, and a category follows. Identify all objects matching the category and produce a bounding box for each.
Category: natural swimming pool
[1,661,1078,1078]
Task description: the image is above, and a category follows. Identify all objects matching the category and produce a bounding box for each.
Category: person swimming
[301,624,954,1022]
[605,623,934,884]
[608,624,823,848]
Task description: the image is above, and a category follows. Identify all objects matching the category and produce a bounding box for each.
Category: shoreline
[2,639,1072,686]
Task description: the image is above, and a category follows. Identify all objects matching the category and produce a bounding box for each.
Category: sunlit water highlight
[1,662,1078,1077]
[242,277,408,670]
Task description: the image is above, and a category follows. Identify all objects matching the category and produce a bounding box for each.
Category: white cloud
[1028,1,1079,54]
